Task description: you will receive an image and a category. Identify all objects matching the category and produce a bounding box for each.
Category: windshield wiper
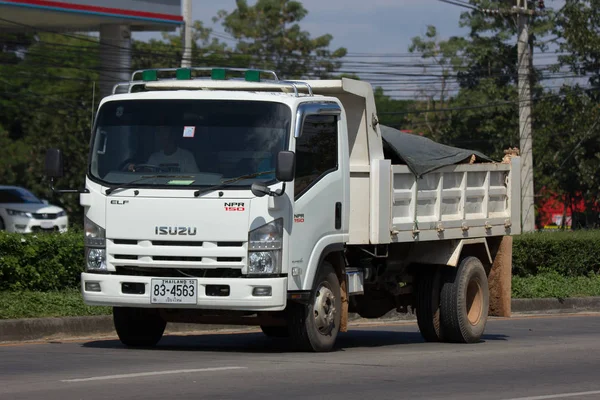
[105,175,195,195]
[193,170,275,197]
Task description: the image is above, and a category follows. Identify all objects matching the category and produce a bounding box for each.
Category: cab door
[289,106,349,291]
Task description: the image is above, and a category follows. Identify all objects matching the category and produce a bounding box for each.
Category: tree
[373,87,415,131]
[556,0,600,90]
[215,0,347,79]
[408,26,466,139]
[132,21,231,70]
[406,1,555,156]
[0,32,98,225]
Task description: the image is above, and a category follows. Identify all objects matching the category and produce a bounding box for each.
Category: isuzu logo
[155,226,197,236]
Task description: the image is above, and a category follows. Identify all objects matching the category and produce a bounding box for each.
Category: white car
[0,186,68,233]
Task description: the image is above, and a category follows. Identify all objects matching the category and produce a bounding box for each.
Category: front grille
[108,239,247,270]
[113,239,137,245]
[116,266,243,278]
[153,240,203,247]
[217,242,244,247]
[217,257,243,262]
[32,213,58,220]
[153,256,203,262]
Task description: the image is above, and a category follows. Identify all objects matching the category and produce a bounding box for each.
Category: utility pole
[477,2,538,232]
[181,0,192,68]
[516,0,535,233]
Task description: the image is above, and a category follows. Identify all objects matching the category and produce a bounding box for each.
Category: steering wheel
[118,159,162,173]
[130,164,162,173]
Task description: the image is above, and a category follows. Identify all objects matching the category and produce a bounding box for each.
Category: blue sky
[133,0,469,55]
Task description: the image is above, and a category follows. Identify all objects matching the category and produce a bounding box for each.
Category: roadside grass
[0,289,111,319]
[2,273,600,319]
[512,272,600,299]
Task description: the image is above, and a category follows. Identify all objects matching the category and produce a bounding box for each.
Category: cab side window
[294,115,338,198]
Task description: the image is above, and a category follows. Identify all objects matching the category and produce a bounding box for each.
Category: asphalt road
[2,314,600,400]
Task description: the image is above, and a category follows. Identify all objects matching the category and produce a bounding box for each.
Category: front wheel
[440,257,489,343]
[288,262,341,352]
[113,307,166,347]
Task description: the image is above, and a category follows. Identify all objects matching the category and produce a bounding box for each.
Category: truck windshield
[89,100,291,187]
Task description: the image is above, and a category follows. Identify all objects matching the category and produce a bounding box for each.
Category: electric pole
[516,0,535,233]
[181,0,192,68]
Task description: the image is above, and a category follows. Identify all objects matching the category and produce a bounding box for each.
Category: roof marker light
[176,68,192,80]
[245,70,261,82]
[142,70,158,81]
[211,68,227,80]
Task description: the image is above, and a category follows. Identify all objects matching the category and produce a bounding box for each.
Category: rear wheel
[260,325,289,338]
[113,307,166,347]
[415,266,444,342]
[288,262,341,352]
[0,217,4,231]
[440,257,489,343]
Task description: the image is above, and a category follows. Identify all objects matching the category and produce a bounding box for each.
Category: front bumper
[81,273,287,311]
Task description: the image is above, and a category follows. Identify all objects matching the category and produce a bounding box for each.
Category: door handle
[335,202,342,230]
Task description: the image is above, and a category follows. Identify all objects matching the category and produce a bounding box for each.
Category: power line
[437,0,479,11]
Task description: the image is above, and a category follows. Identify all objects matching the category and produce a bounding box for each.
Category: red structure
[537,191,598,230]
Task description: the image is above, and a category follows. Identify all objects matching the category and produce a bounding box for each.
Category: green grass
[512,272,600,299]
[0,289,111,319]
[1,273,600,319]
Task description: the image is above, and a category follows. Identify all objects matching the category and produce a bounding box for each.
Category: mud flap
[488,236,512,317]
[340,279,349,332]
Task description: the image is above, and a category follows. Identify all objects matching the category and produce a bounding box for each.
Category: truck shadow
[82,329,508,354]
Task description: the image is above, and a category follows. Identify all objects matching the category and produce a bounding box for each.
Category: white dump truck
[45,67,521,352]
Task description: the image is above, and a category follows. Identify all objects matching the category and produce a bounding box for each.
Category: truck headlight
[248,219,283,275]
[84,216,106,271]
[86,247,107,271]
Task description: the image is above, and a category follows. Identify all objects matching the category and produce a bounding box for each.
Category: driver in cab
[129,127,199,173]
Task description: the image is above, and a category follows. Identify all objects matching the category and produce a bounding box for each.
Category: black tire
[440,257,489,343]
[288,262,341,352]
[260,325,289,338]
[113,307,166,347]
[0,218,4,231]
[415,266,444,342]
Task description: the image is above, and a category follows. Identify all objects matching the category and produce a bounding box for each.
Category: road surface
[1,313,600,400]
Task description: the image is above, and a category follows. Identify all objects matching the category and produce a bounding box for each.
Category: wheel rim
[466,279,483,325]
[313,283,336,335]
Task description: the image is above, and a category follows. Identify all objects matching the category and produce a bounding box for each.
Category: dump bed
[298,78,521,245]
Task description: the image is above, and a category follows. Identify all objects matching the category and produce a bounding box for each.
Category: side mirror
[41,199,49,205]
[276,151,295,182]
[251,182,270,198]
[45,149,64,178]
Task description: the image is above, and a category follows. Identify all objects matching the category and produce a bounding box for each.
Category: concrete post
[517,0,535,233]
[99,24,132,98]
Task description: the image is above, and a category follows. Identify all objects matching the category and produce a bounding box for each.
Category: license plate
[40,221,54,229]
[150,279,197,304]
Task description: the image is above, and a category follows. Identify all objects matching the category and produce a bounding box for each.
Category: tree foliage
[215,0,347,78]
[556,0,600,90]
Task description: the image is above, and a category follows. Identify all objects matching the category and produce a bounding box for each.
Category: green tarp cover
[380,125,492,177]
